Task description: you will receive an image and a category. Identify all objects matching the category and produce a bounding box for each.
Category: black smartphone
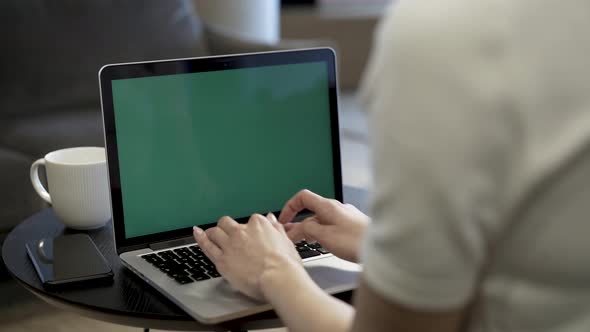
[26,234,114,290]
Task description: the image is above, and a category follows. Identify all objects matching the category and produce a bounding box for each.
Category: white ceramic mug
[30,147,111,230]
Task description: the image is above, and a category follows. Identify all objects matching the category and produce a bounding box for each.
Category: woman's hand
[279,190,370,263]
[193,213,306,301]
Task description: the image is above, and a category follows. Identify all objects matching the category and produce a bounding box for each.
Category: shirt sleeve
[359,1,521,310]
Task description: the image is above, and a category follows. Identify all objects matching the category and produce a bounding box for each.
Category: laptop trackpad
[304,257,360,290]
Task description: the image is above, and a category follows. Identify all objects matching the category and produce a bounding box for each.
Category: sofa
[0,0,208,281]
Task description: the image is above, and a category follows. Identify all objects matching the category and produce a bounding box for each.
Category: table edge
[18,279,287,331]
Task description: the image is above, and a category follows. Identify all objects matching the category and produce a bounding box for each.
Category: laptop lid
[99,48,342,254]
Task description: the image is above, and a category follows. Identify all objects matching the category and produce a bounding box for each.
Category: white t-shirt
[360,0,590,331]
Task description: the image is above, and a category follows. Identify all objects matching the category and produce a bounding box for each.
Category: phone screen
[26,234,113,289]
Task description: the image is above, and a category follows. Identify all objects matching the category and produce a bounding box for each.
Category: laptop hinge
[149,236,195,251]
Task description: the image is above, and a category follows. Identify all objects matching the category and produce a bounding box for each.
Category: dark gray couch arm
[0,148,43,234]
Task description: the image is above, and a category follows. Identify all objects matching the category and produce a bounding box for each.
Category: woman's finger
[267,212,287,235]
[193,226,222,262]
[284,222,305,242]
[278,189,326,224]
[217,216,241,235]
[285,214,322,241]
[206,227,230,249]
[302,220,328,243]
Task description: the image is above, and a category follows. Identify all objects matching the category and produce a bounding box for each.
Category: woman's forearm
[261,260,355,332]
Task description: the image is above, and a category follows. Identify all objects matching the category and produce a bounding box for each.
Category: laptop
[98,48,360,324]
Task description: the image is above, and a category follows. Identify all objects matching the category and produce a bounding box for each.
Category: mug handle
[30,159,52,204]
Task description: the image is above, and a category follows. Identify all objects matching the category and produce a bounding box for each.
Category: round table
[2,186,367,331]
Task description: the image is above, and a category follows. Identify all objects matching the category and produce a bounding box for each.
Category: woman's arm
[260,259,354,332]
[193,212,354,332]
[193,208,467,332]
[262,264,465,332]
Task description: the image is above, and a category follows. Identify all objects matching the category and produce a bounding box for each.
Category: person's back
[361,0,590,330]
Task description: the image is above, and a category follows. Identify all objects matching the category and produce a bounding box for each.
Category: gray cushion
[0,109,104,158]
[0,0,208,117]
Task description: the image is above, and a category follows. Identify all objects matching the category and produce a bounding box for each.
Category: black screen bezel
[99,48,343,254]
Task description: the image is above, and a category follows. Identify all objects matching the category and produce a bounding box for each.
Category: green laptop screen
[111,62,336,239]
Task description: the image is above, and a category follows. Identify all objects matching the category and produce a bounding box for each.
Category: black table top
[2,186,367,330]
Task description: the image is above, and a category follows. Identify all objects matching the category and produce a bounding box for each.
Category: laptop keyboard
[141,245,219,284]
[295,240,330,258]
[141,241,330,285]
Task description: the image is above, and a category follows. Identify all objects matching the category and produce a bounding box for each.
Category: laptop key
[202,265,219,275]
[158,254,173,261]
[190,269,211,278]
[176,252,190,258]
[296,245,310,252]
[317,247,330,255]
[145,257,159,264]
[188,246,202,254]
[208,271,221,278]
[307,243,321,249]
[299,249,321,259]
[200,259,213,267]
[306,243,330,254]
[169,261,184,269]
[191,274,210,282]
[171,271,188,279]
[160,266,173,274]
[175,276,194,284]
